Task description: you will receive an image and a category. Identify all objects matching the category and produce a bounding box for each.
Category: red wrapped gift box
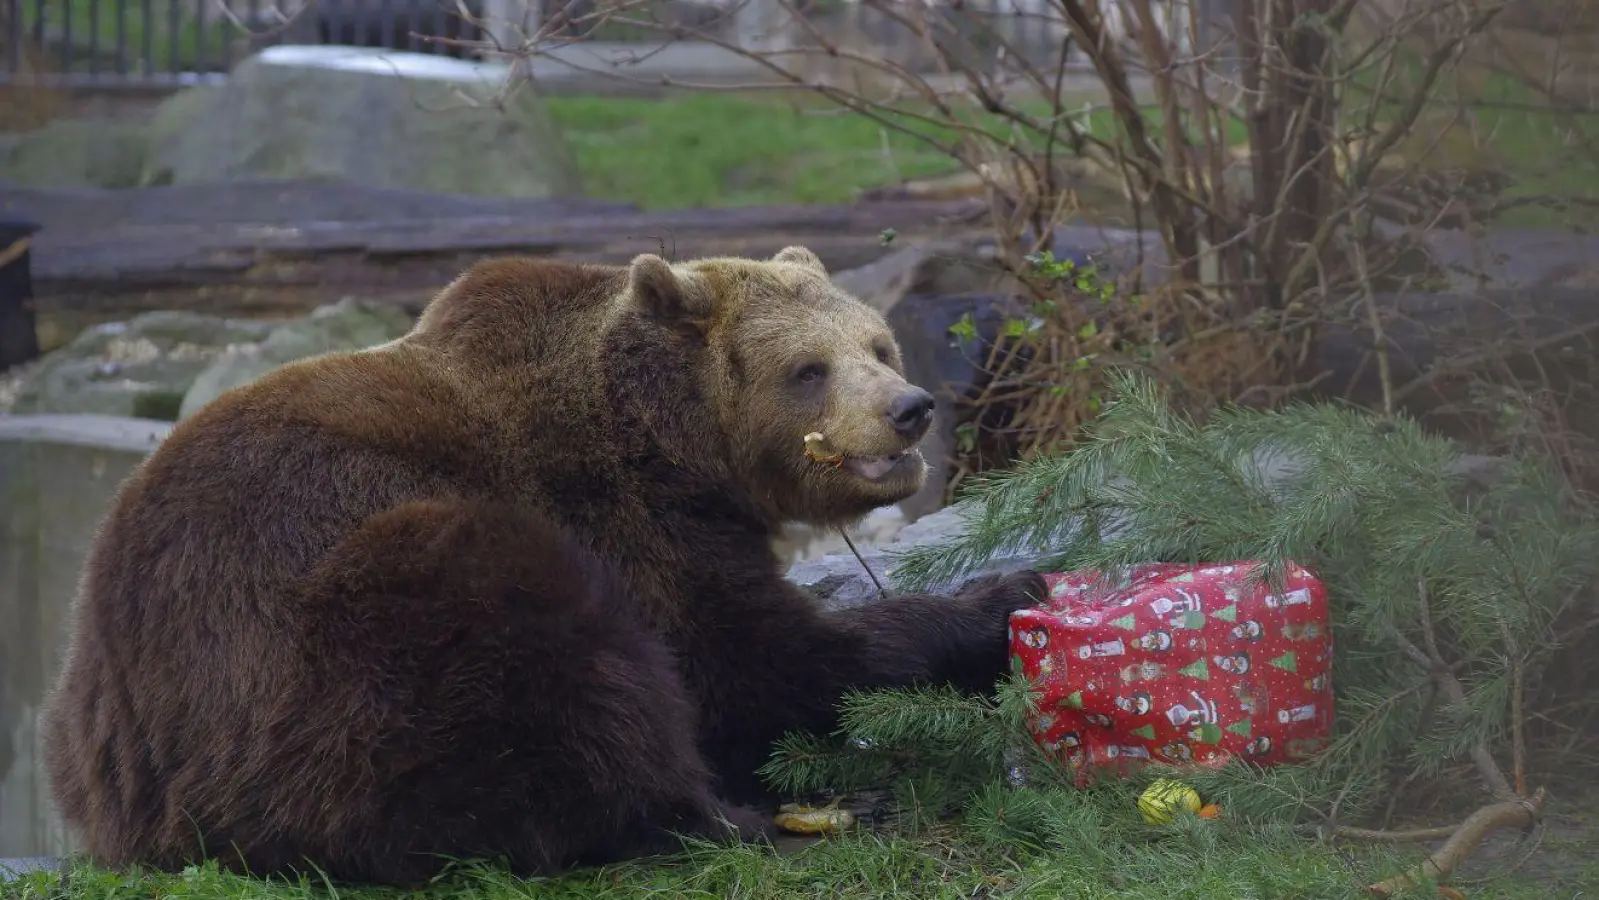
[1008,561,1334,786]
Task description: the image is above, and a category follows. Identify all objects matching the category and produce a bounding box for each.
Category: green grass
[542,78,1599,224]
[543,92,983,210]
[6,781,1594,900]
[1335,42,1599,229]
[540,91,1168,210]
[1409,77,1599,230]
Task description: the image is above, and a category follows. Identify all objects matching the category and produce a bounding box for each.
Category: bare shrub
[430,0,1599,501]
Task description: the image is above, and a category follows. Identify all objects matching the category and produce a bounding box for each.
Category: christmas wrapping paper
[1008,561,1334,786]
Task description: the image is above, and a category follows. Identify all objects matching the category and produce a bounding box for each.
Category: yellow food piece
[803,431,844,466]
[1137,778,1204,825]
[774,801,857,835]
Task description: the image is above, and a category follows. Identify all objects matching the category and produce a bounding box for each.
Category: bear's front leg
[686,569,1046,803]
[844,569,1051,695]
[820,569,1049,697]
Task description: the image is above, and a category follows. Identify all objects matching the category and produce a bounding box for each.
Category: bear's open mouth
[842,451,909,481]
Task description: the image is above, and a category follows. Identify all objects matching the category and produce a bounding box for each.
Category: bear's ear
[629,253,712,325]
[772,246,828,277]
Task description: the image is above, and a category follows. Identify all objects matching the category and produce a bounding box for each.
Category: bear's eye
[873,345,893,364]
[794,363,828,385]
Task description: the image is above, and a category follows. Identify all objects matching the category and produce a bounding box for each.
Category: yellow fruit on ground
[1138,778,1204,825]
[774,800,857,835]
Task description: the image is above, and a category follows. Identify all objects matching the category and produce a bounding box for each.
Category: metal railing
[1,0,1084,89]
[2,0,491,87]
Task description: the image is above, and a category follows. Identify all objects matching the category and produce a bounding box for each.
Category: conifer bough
[866,369,1596,892]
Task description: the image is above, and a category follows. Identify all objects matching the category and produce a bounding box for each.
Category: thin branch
[1282,0,1511,301]
[1389,321,1599,407]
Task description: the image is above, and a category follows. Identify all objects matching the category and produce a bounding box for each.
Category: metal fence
[2,0,493,87]
[0,0,1085,88]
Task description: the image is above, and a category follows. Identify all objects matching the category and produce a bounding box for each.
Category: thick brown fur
[39,247,1047,886]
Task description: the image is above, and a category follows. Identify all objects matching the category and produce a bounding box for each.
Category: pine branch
[875,368,1599,829]
[1391,590,1517,802]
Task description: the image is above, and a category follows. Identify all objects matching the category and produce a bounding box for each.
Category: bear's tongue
[843,452,905,481]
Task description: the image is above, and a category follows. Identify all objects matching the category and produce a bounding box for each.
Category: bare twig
[1335,823,1466,843]
[1390,321,1599,407]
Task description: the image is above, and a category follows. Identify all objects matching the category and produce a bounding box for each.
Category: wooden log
[27,198,986,285]
[0,220,42,372]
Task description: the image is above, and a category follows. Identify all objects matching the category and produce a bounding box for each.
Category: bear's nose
[885,387,936,439]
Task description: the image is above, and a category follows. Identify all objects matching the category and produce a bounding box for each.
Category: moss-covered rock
[8,311,274,419]
[178,298,413,418]
[139,84,224,187]
[9,299,413,421]
[142,45,584,198]
[0,118,148,189]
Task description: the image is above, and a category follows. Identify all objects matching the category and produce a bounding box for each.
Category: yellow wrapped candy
[773,799,857,835]
[1137,778,1204,825]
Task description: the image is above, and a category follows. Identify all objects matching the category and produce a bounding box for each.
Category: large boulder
[6,312,274,419]
[142,44,583,198]
[6,299,413,421]
[0,118,148,190]
[179,298,413,418]
[770,505,909,566]
[786,448,1512,609]
[786,503,1044,609]
[829,239,1015,318]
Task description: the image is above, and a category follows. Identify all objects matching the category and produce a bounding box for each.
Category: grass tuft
[6,781,1593,900]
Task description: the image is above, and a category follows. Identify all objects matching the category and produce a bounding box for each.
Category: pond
[0,415,169,859]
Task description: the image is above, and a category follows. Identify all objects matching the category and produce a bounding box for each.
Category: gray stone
[1024,223,1175,292]
[143,44,584,198]
[0,118,149,190]
[138,85,223,188]
[770,505,909,567]
[784,445,1514,610]
[8,312,275,420]
[889,502,981,548]
[786,503,1047,609]
[2,415,174,860]
[8,300,414,422]
[829,240,1015,318]
[179,298,414,419]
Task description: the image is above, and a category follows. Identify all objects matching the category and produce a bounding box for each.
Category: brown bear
[39,246,1046,886]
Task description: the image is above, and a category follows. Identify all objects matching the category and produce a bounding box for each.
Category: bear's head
[627,245,934,527]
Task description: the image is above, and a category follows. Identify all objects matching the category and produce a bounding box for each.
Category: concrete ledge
[0,414,169,859]
[0,415,173,452]
[0,856,67,883]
